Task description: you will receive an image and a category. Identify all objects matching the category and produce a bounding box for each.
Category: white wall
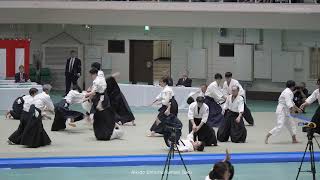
[1,24,320,93]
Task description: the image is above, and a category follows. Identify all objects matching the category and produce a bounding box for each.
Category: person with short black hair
[217,86,247,143]
[265,80,302,144]
[188,96,217,146]
[6,88,38,120]
[15,65,29,83]
[149,76,178,136]
[51,85,85,131]
[300,79,320,135]
[223,72,254,126]
[65,50,81,96]
[85,68,107,114]
[204,73,226,127]
[293,82,308,113]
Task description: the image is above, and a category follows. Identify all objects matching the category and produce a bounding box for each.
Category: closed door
[129,40,153,85]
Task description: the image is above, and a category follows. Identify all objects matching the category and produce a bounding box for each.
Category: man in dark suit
[176,73,192,87]
[15,65,29,83]
[65,50,81,96]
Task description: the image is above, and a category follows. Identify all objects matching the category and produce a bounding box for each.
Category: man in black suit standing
[65,50,81,96]
[15,65,29,83]
[176,73,192,87]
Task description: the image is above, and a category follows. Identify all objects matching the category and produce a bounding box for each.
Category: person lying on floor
[6,88,38,120]
[206,149,234,180]
[175,131,205,152]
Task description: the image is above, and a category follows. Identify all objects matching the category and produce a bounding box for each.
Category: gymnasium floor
[0,92,319,158]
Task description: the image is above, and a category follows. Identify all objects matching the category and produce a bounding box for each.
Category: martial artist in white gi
[265,80,302,144]
[223,72,254,125]
[188,96,217,146]
[300,79,320,134]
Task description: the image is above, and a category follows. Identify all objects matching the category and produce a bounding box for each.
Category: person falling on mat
[188,96,218,146]
[265,80,302,144]
[51,85,85,131]
[6,88,38,120]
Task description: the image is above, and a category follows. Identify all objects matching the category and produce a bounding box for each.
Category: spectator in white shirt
[217,85,247,143]
[300,79,320,134]
[265,80,302,144]
[223,72,254,126]
[203,73,225,127]
[188,96,217,146]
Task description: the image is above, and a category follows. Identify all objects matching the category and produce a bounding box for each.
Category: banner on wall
[0,40,30,79]
[0,49,6,79]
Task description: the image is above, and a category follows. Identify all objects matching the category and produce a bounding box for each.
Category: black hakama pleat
[93,108,116,141]
[204,96,224,127]
[10,96,25,120]
[51,99,84,131]
[20,105,51,148]
[189,118,217,146]
[311,105,320,135]
[243,103,254,125]
[106,77,135,124]
[8,111,28,144]
[217,110,247,143]
[150,97,178,134]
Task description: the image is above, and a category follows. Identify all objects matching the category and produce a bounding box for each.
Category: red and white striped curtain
[0,40,30,79]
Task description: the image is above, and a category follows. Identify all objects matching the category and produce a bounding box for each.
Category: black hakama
[106,77,135,124]
[20,105,51,148]
[241,96,254,125]
[310,105,320,135]
[189,118,217,146]
[51,99,84,131]
[93,108,116,141]
[8,111,28,144]
[217,110,247,143]
[150,97,178,134]
[9,96,25,120]
[204,96,224,127]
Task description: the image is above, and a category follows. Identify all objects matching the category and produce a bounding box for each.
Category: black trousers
[188,118,217,146]
[65,74,78,95]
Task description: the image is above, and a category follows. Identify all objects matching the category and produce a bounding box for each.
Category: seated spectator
[15,65,30,83]
[176,72,192,87]
[206,149,234,180]
[163,70,173,86]
[293,82,308,113]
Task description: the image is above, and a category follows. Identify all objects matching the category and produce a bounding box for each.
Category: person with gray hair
[7,84,54,148]
[217,85,247,143]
